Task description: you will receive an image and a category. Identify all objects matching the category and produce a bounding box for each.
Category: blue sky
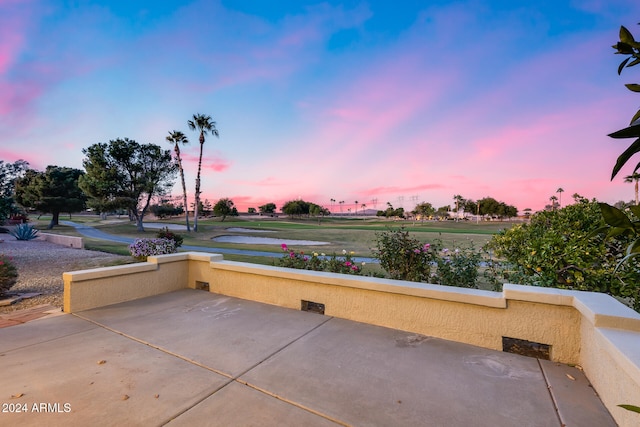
[3,0,640,213]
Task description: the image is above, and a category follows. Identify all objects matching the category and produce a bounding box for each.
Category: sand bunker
[212,235,329,245]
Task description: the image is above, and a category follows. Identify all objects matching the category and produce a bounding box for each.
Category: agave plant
[9,223,39,241]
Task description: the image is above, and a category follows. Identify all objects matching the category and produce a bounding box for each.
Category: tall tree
[187,113,219,232]
[556,187,564,208]
[453,194,464,221]
[14,166,86,229]
[624,173,640,205]
[213,197,235,222]
[412,202,435,222]
[166,130,191,231]
[79,138,177,231]
[258,202,277,215]
[0,159,29,222]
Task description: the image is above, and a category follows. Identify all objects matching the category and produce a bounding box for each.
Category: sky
[3,0,640,214]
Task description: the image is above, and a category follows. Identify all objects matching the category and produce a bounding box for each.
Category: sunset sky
[3,0,640,214]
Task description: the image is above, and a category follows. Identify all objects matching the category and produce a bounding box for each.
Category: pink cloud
[203,158,232,173]
[181,151,230,171]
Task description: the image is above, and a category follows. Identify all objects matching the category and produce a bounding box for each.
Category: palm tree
[166,130,191,232]
[453,194,463,221]
[354,200,358,216]
[549,195,558,211]
[624,173,640,205]
[187,113,219,231]
[556,187,564,208]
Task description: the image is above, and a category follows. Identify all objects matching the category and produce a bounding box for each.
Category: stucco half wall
[63,252,640,426]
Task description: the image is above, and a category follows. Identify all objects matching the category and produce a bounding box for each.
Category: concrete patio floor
[0,289,616,426]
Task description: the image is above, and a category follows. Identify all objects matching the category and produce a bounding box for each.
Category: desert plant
[0,254,18,294]
[155,227,184,248]
[128,238,177,261]
[9,223,39,241]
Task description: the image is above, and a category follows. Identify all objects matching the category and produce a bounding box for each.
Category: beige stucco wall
[209,261,581,363]
[40,233,84,249]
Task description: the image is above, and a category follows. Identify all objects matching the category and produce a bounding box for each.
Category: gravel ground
[0,236,132,313]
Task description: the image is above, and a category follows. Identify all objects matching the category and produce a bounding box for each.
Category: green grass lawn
[31,213,514,255]
[30,213,515,290]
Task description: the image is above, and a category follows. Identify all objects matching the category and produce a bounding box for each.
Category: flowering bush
[0,254,18,294]
[129,238,177,261]
[375,227,488,288]
[433,243,483,288]
[374,227,438,282]
[155,227,184,247]
[277,244,364,275]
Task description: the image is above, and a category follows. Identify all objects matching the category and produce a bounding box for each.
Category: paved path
[0,290,616,426]
[61,221,378,263]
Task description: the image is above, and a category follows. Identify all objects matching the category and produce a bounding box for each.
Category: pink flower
[423,244,431,250]
[345,261,352,267]
[281,243,288,251]
[303,256,309,261]
[289,252,295,258]
[414,249,421,254]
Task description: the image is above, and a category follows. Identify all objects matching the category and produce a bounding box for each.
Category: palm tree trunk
[636,180,638,205]
[194,139,204,232]
[178,159,190,232]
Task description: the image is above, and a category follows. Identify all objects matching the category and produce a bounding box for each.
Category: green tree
[213,198,235,221]
[486,198,640,309]
[14,166,86,229]
[187,113,219,232]
[477,197,518,219]
[79,138,177,231]
[282,200,307,217]
[412,202,435,222]
[462,199,478,217]
[610,24,640,180]
[453,194,464,220]
[0,160,29,222]
[309,203,330,224]
[259,202,277,215]
[435,205,450,219]
[166,130,191,231]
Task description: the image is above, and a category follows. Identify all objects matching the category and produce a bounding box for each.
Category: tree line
[0,113,219,231]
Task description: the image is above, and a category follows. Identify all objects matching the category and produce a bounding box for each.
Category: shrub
[0,254,18,294]
[155,227,184,248]
[433,243,483,288]
[486,198,640,310]
[277,245,364,275]
[128,238,177,261]
[9,223,39,241]
[374,227,438,282]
